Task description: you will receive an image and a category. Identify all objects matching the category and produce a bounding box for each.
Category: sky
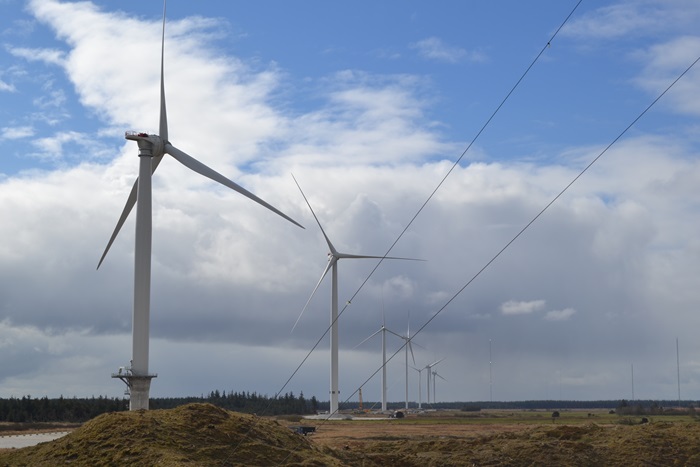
[1,0,699,406]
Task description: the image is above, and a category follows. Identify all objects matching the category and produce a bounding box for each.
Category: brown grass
[0,403,342,466]
[304,412,700,466]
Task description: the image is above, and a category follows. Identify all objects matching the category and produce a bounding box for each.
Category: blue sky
[1,0,700,406]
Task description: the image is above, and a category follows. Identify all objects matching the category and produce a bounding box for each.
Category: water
[0,432,69,449]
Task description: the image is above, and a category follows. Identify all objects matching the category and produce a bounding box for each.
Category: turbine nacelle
[125,131,165,158]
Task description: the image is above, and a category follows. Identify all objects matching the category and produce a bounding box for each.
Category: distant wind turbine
[354,308,402,412]
[432,369,447,403]
[397,315,419,410]
[291,174,423,416]
[100,1,302,411]
[411,366,424,409]
[356,310,418,411]
[424,358,445,405]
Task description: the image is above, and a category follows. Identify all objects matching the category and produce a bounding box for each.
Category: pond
[0,432,68,449]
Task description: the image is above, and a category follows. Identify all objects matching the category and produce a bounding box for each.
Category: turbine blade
[97,154,166,270]
[336,253,425,261]
[428,357,446,368]
[408,340,416,366]
[435,373,447,382]
[353,328,382,349]
[411,340,427,350]
[381,294,386,327]
[291,258,333,333]
[159,0,168,142]
[291,174,337,254]
[97,178,137,269]
[165,144,303,228]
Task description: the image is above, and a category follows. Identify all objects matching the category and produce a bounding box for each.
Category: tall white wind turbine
[291,175,422,417]
[101,3,302,411]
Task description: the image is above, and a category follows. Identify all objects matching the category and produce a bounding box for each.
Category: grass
[0,403,345,466]
[333,408,655,426]
[2,406,700,466]
[334,420,700,466]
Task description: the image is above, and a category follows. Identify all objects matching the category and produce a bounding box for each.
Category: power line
[274,0,585,431]
[251,2,700,463]
[332,49,700,423]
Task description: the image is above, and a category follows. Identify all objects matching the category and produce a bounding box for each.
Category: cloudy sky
[1,0,699,406]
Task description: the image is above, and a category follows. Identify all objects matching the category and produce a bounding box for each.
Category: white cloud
[563,1,700,40]
[0,79,15,92]
[1,125,34,139]
[545,308,576,321]
[500,300,546,315]
[410,37,484,64]
[31,130,88,161]
[8,46,66,66]
[634,36,700,116]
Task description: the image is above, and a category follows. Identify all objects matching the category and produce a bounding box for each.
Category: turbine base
[112,369,157,410]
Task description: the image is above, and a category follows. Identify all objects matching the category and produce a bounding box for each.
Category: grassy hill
[0,403,342,466]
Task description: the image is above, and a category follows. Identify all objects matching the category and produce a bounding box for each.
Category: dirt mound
[0,403,342,466]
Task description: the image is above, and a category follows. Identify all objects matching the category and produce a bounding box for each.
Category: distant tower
[677,338,681,407]
[489,339,493,403]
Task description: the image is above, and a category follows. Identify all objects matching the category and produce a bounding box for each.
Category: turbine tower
[411,366,424,409]
[355,309,405,412]
[291,175,421,417]
[423,358,444,406]
[396,317,418,410]
[101,2,302,411]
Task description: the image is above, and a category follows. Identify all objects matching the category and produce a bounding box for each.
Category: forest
[0,393,695,423]
[0,391,318,423]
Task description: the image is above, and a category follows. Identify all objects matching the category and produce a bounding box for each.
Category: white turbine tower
[291,175,421,417]
[354,310,405,412]
[100,3,302,411]
[411,366,424,409]
[397,318,418,410]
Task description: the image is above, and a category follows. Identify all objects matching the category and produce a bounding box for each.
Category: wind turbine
[291,175,422,417]
[397,317,418,410]
[423,358,444,406]
[354,308,409,412]
[411,366,424,409]
[101,2,302,411]
[432,368,447,404]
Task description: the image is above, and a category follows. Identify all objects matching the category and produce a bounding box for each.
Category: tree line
[0,391,319,423]
[150,390,319,416]
[2,394,696,423]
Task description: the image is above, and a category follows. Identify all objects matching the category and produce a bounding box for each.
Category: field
[302,409,700,465]
[2,404,700,465]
